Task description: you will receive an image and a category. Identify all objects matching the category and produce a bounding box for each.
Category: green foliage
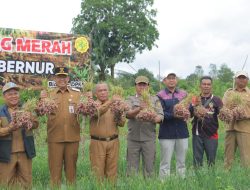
[212,79,232,97]
[72,0,159,80]
[217,64,234,83]
[112,67,161,94]
[19,89,40,103]
[0,90,4,105]
[31,123,250,189]
[185,73,199,92]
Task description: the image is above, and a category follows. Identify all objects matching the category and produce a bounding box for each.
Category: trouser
[89,138,119,183]
[224,131,250,169]
[159,138,188,179]
[0,152,32,189]
[192,135,218,167]
[48,142,79,187]
[126,140,156,177]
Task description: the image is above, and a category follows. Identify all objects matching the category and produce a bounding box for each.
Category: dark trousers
[192,135,218,167]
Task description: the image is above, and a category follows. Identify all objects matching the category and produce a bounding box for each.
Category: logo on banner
[75,37,89,53]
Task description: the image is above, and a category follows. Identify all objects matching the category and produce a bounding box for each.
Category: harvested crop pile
[35,78,58,116]
[173,104,190,120]
[35,98,58,116]
[110,86,129,123]
[76,81,100,118]
[11,111,33,130]
[136,90,156,122]
[173,94,193,120]
[12,98,37,130]
[225,93,247,121]
[194,105,207,119]
[218,107,234,123]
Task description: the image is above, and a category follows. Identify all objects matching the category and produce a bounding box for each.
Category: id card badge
[69,105,75,113]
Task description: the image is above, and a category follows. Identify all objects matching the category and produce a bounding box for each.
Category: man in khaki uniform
[41,67,81,187]
[126,76,164,177]
[223,71,250,169]
[0,82,38,189]
[90,82,126,183]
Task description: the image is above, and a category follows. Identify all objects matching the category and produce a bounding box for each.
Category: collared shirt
[90,100,125,137]
[222,87,250,133]
[157,88,189,139]
[126,95,164,141]
[189,94,223,139]
[47,87,81,142]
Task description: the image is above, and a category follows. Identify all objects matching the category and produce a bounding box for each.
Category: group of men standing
[0,67,250,189]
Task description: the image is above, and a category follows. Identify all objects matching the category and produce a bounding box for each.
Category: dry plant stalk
[226,93,247,120]
[173,94,193,120]
[218,107,234,124]
[191,95,210,120]
[110,86,129,123]
[136,90,157,122]
[194,105,207,120]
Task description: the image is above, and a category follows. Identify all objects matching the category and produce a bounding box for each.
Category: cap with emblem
[234,71,249,78]
[54,67,69,76]
[135,76,149,84]
[2,82,20,94]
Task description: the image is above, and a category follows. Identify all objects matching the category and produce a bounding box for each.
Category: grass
[31,121,250,190]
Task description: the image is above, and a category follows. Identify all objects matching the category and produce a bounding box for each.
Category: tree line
[110,63,235,98]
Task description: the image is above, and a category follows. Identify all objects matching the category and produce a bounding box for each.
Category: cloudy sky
[1,0,250,78]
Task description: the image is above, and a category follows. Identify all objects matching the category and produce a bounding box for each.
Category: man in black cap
[40,66,81,187]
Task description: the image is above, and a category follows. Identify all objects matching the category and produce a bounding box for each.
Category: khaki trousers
[0,152,32,189]
[89,138,119,183]
[127,140,156,177]
[224,131,250,169]
[48,142,79,187]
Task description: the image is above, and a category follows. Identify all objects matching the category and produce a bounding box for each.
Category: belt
[91,135,118,141]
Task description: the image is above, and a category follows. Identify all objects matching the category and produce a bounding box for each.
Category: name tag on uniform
[69,105,75,113]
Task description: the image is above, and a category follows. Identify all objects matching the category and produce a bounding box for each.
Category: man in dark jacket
[0,82,38,189]
[189,76,223,167]
[157,73,189,179]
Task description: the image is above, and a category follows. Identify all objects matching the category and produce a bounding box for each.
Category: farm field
[31,121,250,190]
